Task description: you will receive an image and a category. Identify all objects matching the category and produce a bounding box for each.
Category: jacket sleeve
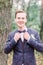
[4,33,17,54]
[27,32,43,52]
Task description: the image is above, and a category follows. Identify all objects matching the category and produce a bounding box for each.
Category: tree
[40,0,43,41]
[0,0,12,65]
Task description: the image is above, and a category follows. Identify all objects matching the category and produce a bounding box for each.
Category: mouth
[18,21,24,24]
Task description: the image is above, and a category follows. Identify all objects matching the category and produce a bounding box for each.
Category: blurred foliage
[27,2,40,33]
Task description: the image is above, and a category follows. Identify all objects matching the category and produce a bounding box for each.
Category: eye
[22,17,24,19]
[18,17,20,19]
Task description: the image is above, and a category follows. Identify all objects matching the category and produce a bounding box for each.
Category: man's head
[15,10,27,28]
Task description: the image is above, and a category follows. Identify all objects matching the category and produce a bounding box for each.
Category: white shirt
[20,27,27,42]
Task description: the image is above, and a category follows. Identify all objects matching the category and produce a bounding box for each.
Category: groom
[4,10,43,65]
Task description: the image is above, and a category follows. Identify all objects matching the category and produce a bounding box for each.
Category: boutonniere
[31,34,36,40]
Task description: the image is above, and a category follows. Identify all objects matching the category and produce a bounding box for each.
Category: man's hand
[24,32,30,41]
[14,32,20,42]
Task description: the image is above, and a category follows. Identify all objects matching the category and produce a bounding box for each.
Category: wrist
[27,36,31,42]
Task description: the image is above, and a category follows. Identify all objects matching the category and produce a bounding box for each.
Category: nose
[20,18,24,21]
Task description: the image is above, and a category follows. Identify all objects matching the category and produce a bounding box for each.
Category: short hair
[15,10,27,18]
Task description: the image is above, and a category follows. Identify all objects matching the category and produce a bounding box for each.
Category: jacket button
[22,64,24,65]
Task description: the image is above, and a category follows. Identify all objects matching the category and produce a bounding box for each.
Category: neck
[18,25,27,31]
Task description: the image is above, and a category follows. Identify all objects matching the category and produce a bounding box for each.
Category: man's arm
[27,32,43,52]
[4,33,17,54]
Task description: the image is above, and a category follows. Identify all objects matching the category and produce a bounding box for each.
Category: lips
[18,21,24,24]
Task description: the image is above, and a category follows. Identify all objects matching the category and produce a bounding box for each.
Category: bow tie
[18,30,26,33]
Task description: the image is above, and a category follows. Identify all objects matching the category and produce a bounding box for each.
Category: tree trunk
[40,0,43,41]
[0,0,12,65]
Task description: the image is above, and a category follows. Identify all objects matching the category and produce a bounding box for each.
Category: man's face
[15,12,27,28]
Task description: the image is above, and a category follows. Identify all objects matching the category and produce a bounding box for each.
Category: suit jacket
[4,28,43,65]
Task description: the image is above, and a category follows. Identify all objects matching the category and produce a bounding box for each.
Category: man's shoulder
[28,28,38,34]
[9,29,17,37]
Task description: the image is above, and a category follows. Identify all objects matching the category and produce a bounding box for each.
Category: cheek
[15,20,19,24]
[25,19,27,23]
[23,19,27,23]
[15,18,19,22]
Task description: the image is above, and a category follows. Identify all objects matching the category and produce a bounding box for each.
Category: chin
[18,25,23,28]
[18,24,23,28]
[18,26,23,28]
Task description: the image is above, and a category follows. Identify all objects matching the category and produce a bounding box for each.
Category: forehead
[16,13,26,18]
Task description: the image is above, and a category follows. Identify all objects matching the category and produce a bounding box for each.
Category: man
[4,10,43,65]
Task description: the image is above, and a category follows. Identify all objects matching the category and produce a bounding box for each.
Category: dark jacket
[4,28,43,65]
